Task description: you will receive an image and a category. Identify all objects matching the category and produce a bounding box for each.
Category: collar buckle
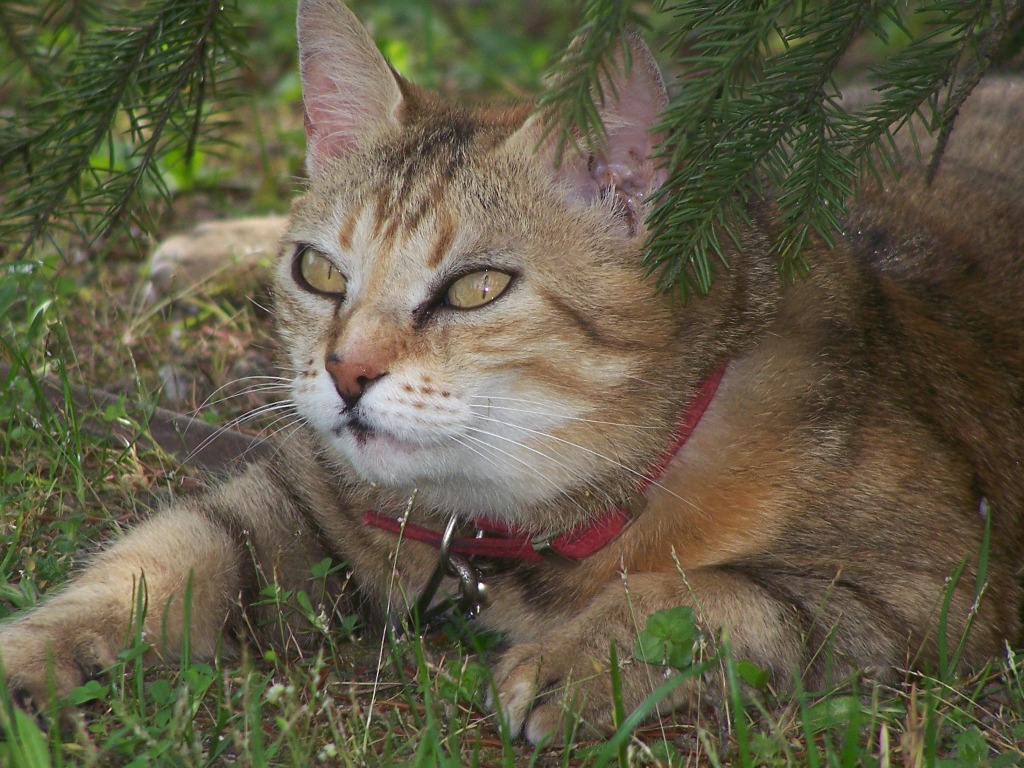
[408,516,489,636]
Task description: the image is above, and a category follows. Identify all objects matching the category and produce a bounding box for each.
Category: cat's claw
[492,637,614,744]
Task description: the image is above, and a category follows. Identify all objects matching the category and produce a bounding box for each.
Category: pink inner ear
[553,34,669,213]
[302,63,395,161]
[297,0,404,175]
[302,67,358,159]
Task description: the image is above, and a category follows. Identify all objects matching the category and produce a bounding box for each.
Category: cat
[3,0,1024,745]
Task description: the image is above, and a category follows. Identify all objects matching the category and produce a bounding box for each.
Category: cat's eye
[295,247,347,296]
[445,270,512,309]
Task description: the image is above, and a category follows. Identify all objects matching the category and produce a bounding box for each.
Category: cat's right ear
[297,0,404,177]
[509,31,668,227]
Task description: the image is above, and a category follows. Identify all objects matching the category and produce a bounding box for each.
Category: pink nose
[325,356,387,409]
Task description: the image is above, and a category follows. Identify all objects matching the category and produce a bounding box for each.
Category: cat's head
[275,0,726,526]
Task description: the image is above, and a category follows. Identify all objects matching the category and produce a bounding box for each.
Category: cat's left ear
[297,0,405,177]
[513,31,668,223]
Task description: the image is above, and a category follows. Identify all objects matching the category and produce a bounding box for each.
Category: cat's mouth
[334,412,375,443]
[337,411,421,456]
[322,402,457,485]
[348,415,376,444]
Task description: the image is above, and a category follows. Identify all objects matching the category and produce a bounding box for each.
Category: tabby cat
[3,0,1024,744]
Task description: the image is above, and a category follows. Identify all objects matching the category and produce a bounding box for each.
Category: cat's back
[844,78,1024,377]
[839,78,1024,553]
[846,78,1024,298]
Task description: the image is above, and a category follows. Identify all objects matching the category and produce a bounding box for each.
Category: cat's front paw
[491,626,699,745]
[0,621,117,712]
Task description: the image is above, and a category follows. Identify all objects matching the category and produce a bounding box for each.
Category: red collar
[363,364,726,562]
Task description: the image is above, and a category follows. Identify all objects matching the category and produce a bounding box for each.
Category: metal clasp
[410,516,488,635]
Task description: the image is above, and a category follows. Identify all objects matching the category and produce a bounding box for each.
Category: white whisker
[248,296,274,315]
[469,414,697,511]
[262,422,306,461]
[462,425,619,511]
[184,375,292,427]
[466,397,659,430]
[254,415,303,448]
[457,433,596,518]
[230,418,303,465]
[192,385,292,416]
[184,401,298,464]
[233,400,298,424]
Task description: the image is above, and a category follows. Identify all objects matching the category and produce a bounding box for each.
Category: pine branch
[537,0,644,161]
[646,0,887,296]
[920,0,1021,182]
[0,0,244,259]
[541,0,1024,299]
[0,4,48,85]
[653,0,1024,297]
[0,1,110,93]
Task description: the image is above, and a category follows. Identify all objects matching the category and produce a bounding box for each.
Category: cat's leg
[491,567,904,744]
[0,460,334,709]
[142,215,289,303]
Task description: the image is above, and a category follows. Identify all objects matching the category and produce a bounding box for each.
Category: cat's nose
[324,356,387,409]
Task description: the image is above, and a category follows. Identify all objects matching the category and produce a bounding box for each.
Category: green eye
[445,270,512,309]
[297,247,347,295]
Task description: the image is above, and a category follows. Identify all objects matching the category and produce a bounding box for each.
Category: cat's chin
[323,422,555,516]
[326,422,444,486]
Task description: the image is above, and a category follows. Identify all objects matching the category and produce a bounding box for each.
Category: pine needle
[0,0,245,259]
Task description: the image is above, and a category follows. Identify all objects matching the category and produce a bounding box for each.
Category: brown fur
[2,0,1023,745]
